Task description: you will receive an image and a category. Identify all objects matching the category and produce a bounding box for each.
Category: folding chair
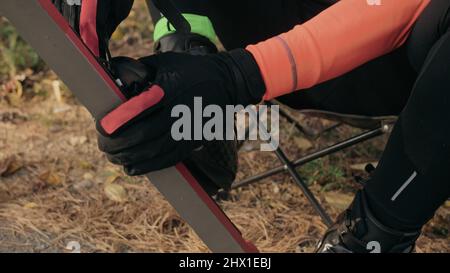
[230,101,396,227]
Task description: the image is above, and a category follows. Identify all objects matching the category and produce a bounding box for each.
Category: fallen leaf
[39,171,63,186]
[69,136,88,146]
[104,184,127,203]
[272,185,280,194]
[324,192,354,210]
[105,173,121,184]
[83,172,94,180]
[23,202,38,209]
[104,168,122,184]
[53,105,71,114]
[52,80,63,103]
[0,156,23,177]
[294,137,313,151]
[72,180,94,192]
[79,160,94,170]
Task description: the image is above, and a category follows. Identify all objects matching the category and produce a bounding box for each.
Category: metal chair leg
[246,109,334,226]
[233,126,388,189]
[272,146,334,227]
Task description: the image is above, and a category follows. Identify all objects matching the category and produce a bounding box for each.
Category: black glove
[97,49,266,175]
[154,31,238,194]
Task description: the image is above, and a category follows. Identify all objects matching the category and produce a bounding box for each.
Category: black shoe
[316,191,421,253]
[155,32,238,196]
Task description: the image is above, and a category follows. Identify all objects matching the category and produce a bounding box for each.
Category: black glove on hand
[97,49,266,175]
[153,30,237,194]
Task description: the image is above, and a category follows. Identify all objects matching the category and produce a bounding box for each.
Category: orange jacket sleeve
[246,0,430,100]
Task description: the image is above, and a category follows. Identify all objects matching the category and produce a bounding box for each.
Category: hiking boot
[316,190,421,253]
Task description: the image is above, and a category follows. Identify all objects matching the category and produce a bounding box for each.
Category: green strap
[153,13,217,43]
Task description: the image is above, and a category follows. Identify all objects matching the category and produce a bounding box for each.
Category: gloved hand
[97,49,266,175]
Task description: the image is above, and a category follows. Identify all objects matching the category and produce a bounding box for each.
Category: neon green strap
[153,13,217,43]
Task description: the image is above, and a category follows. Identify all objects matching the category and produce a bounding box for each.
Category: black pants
[154,0,450,230]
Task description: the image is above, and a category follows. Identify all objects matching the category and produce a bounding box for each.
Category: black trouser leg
[364,1,450,231]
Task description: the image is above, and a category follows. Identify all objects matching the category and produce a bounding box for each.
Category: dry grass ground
[0,0,448,253]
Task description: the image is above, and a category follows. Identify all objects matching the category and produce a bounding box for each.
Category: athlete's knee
[439,2,450,33]
[407,0,450,71]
